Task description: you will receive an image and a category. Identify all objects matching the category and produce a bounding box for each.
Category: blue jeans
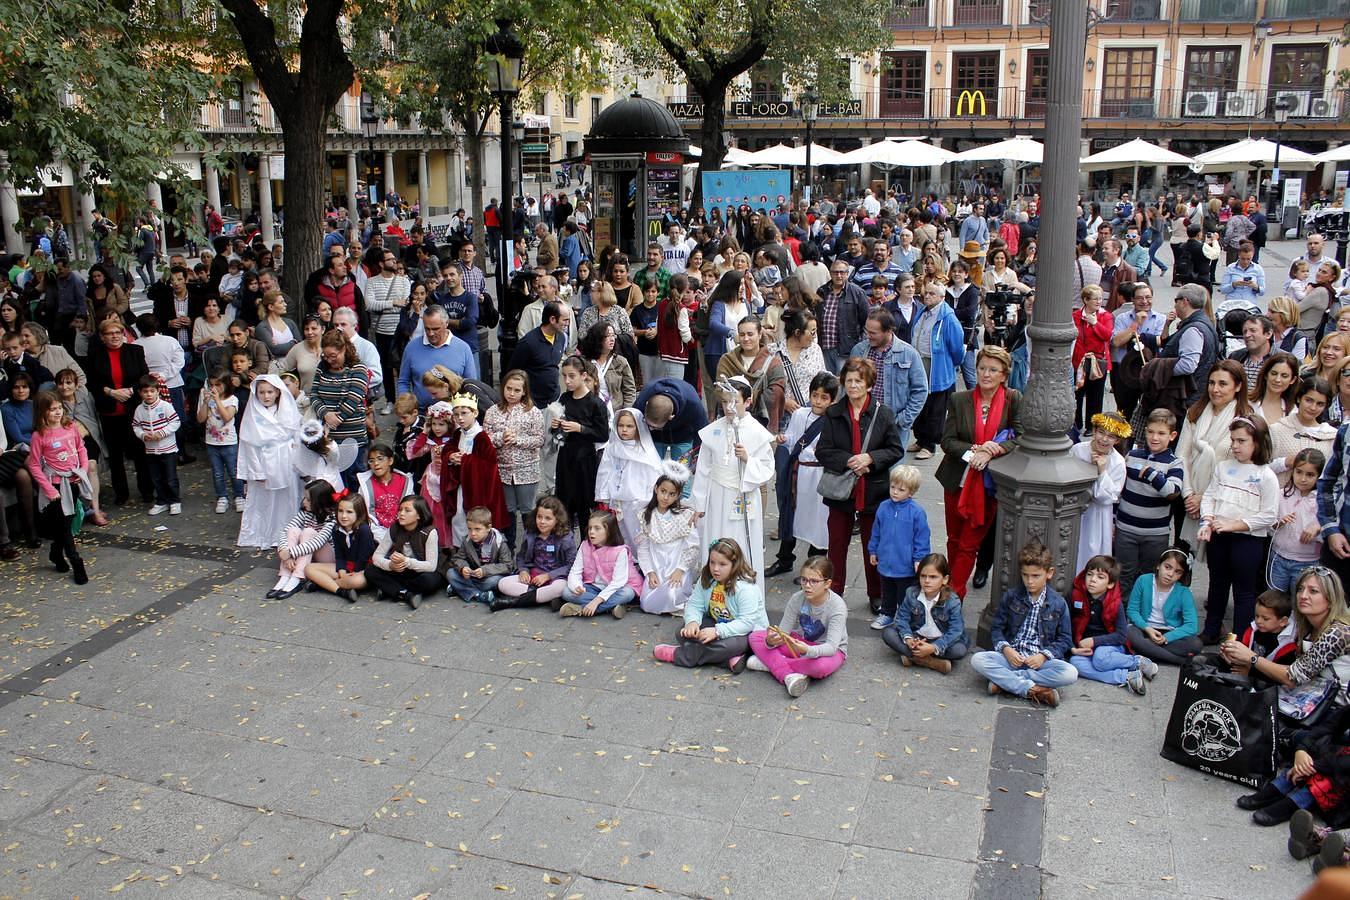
[1268,551,1315,594]
[340,441,369,492]
[652,439,695,498]
[137,258,155,289]
[206,444,244,500]
[961,349,977,391]
[567,582,637,613]
[822,347,845,375]
[970,651,1078,697]
[1068,645,1140,686]
[446,570,503,600]
[144,452,180,504]
[774,443,794,547]
[1272,773,1316,810]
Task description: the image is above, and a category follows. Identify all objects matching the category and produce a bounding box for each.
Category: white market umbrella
[955,137,1044,164]
[739,143,800,166]
[1315,145,1350,164]
[723,147,756,166]
[1080,138,1198,199]
[1194,138,1319,170]
[840,139,956,168]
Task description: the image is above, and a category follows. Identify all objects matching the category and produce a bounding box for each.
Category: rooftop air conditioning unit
[1183,90,1219,118]
[1277,90,1313,118]
[1309,96,1336,118]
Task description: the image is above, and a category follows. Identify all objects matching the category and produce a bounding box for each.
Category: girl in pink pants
[744,557,849,697]
[269,481,338,599]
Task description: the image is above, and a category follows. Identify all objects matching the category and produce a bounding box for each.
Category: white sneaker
[169,503,182,515]
[1136,655,1159,681]
[215,498,228,514]
[381,403,393,416]
[147,504,168,516]
[745,655,769,672]
[784,673,809,697]
[234,497,245,512]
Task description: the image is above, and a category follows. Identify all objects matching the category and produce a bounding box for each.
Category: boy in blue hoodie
[970,540,1078,707]
[867,465,931,630]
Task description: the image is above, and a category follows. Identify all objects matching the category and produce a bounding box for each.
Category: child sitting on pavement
[882,552,967,672]
[1068,554,1159,695]
[445,506,514,605]
[1217,588,1298,677]
[745,556,848,697]
[970,540,1078,707]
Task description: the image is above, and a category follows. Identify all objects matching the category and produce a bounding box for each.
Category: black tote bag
[1160,661,1278,788]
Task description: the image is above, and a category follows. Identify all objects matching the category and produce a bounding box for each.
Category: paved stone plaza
[0,242,1321,898]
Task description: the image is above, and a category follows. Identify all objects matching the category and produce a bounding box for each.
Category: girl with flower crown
[439,391,508,548]
[408,400,455,547]
[1071,412,1131,563]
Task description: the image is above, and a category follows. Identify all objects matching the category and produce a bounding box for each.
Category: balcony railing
[952,0,1004,26]
[666,87,1350,124]
[1111,0,1164,20]
[886,0,931,27]
[1177,0,1257,21]
[1265,0,1350,15]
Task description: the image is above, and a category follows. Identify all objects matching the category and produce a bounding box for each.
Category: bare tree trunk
[464,110,487,259]
[692,83,730,210]
[276,109,328,313]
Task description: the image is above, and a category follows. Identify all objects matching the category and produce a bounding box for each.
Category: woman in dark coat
[86,318,151,505]
[935,345,1022,600]
[815,356,903,611]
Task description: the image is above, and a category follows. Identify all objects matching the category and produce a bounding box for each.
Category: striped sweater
[1116,447,1184,538]
[130,398,180,455]
[309,362,370,443]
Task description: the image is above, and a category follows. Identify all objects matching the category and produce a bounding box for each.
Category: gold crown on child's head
[1090,412,1132,439]
[450,392,478,412]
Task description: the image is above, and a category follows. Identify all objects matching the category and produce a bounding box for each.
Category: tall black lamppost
[1268,94,1291,219]
[360,91,379,215]
[801,85,819,205]
[485,19,524,305]
[513,119,527,211]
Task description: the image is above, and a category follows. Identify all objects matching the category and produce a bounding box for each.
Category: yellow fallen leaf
[880,774,894,782]
[713,746,730,753]
[1025,790,1045,798]
[108,884,125,894]
[363,868,376,876]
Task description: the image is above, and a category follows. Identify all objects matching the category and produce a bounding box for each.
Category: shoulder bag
[817,407,879,501]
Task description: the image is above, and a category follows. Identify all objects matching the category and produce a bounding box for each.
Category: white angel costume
[1071,439,1126,565]
[783,405,829,551]
[595,408,663,549]
[691,410,776,595]
[237,375,303,548]
[292,420,360,491]
[636,504,700,614]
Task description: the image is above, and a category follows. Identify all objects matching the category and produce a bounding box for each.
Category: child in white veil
[237,374,303,548]
[595,407,662,549]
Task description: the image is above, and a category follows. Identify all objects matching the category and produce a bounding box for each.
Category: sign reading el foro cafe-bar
[668,99,864,120]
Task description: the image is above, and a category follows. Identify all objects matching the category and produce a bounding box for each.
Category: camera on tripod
[984,287,1022,347]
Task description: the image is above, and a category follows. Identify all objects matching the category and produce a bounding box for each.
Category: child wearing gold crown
[1071,412,1131,565]
[439,391,508,548]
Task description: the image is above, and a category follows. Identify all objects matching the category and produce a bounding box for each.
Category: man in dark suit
[507,301,565,409]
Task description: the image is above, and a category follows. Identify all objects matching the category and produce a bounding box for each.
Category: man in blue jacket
[909,282,966,460]
[849,308,928,455]
[637,377,708,464]
[970,541,1078,707]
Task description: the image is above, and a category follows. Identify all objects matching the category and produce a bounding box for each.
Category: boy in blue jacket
[970,540,1079,707]
[867,465,931,630]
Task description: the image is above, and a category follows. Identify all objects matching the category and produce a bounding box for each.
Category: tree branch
[216,0,294,104]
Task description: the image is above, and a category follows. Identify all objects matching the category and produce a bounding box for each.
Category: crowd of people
[6,184,1350,876]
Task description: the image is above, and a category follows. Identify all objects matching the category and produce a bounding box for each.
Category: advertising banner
[701,169,792,209]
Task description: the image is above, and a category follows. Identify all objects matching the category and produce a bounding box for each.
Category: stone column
[1152,139,1170,199]
[204,159,221,211]
[147,181,167,257]
[257,155,274,244]
[383,151,396,198]
[345,152,359,216]
[981,0,1098,650]
[446,148,460,212]
[77,163,97,263]
[1323,143,1340,192]
[1079,138,1092,193]
[0,155,23,255]
[417,150,430,211]
[928,137,945,197]
[1002,159,1016,199]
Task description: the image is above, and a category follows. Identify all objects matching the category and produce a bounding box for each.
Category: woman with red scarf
[815,357,903,613]
[935,346,1022,599]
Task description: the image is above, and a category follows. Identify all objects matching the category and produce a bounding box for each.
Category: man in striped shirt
[1113,408,1184,599]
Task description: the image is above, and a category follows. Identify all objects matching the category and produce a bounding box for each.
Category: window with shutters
[1024,49,1049,117]
[1101,47,1156,117]
[881,51,925,118]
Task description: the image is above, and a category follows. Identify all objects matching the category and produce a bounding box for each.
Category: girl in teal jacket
[1126,548,1202,666]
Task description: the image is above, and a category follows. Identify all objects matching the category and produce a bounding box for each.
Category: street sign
[521,143,549,154]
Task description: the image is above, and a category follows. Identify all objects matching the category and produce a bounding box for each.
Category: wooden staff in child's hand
[769,625,801,658]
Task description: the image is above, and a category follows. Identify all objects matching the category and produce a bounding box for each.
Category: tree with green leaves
[611,0,892,205]
[0,0,212,258]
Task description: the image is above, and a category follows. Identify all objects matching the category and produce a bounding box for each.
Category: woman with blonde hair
[1268,295,1309,361]
[1305,332,1349,383]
